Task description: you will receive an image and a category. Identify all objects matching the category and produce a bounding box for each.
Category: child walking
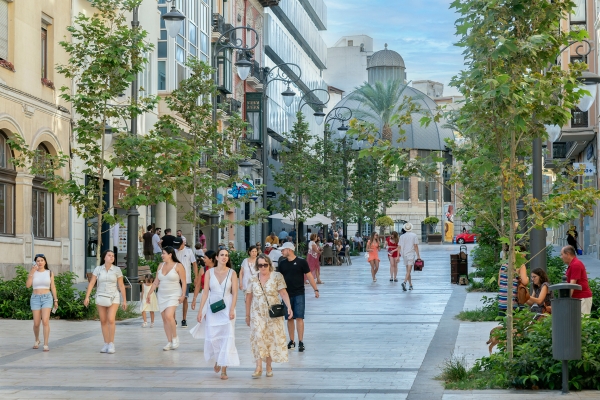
[141,274,159,327]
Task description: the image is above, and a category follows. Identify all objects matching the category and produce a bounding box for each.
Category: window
[418,177,437,202]
[158,60,166,90]
[395,176,410,201]
[32,144,53,239]
[0,133,15,235]
[246,93,262,142]
[571,0,586,25]
[571,108,588,128]
[41,27,47,79]
[217,50,232,94]
[0,0,8,60]
[348,40,353,46]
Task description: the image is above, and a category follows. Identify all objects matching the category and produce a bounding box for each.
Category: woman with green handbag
[195,248,240,380]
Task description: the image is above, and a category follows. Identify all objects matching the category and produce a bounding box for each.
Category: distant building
[324,35,373,95]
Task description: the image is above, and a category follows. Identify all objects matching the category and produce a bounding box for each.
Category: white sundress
[202,269,240,367]
[156,263,182,313]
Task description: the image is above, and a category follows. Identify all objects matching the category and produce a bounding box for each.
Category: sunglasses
[35,254,45,258]
[257,263,269,268]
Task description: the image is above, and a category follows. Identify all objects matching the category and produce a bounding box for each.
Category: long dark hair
[34,254,49,271]
[204,250,217,267]
[531,268,549,289]
[162,246,180,263]
[100,249,115,266]
[217,248,233,268]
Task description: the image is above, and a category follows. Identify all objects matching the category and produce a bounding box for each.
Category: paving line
[0,386,410,394]
[1,366,420,372]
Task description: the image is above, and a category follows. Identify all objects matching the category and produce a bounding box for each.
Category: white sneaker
[100,343,109,353]
[141,322,148,328]
[172,337,179,349]
[163,342,173,351]
[150,323,154,328]
[107,343,115,354]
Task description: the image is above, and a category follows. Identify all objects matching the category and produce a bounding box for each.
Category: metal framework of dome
[367,44,406,69]
[329,86,454,151]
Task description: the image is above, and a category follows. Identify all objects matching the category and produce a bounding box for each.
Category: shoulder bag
[516,277,530,305]
[414,259,424,271]
[258,277,285,318]
[210,270,230,313]
[95,267,117,307]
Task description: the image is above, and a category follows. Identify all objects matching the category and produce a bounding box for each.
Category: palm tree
[350,79,415,142]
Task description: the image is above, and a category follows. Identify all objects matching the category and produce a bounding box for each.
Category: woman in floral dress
[245,254,293,378]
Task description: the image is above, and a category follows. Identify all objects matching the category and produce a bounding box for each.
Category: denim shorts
[283,294,305,320]
[31,293,53,310]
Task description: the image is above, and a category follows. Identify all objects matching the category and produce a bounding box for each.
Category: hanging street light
[235,57,252,81]
[281,84,296,107]
[161,2,186,38]
[576,70,600,112]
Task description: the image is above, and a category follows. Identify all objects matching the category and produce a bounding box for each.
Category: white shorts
[581,297,593,315]
[403,255,415,266]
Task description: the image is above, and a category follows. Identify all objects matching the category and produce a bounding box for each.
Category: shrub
[0,266,95,320]
[423,216,440,225]
[466,311,600,390]
[589,278,600,318]
[227,250,246,275]
[440,353,469,382]
[456,295,499,321]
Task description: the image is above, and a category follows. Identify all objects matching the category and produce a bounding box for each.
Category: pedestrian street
[1,245,474,399]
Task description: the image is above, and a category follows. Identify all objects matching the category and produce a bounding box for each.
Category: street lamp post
[210,26,259,250]
[324,106,352,238]
[259,64,303,242]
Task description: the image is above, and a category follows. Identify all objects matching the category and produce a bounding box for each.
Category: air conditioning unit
[253,178,263,186]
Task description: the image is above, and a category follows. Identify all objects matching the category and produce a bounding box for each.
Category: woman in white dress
[196,248,240,380]
[239,245,258,293]
[146,246,186,351]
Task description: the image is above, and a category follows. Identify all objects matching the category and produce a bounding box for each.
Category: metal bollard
[549,276,582,394]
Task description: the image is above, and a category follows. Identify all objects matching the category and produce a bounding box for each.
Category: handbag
[516,278,530,305]
[258,278,285,318]
[414,258,424,271]
[95,267,117,307]
[210,270,230,313]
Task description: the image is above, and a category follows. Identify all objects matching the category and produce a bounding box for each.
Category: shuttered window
[0,0,8,60]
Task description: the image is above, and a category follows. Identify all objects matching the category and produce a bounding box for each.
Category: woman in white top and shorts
[239,245,258,293]
[146,246,187,351]
[26,254,58,352]
[83,250,127,354]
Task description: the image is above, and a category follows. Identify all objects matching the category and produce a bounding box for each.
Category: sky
[322,0,464,96]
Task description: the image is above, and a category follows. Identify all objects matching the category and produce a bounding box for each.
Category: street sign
[573,163,596,176]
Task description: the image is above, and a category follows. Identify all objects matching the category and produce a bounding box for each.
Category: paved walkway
[0,244,597,399]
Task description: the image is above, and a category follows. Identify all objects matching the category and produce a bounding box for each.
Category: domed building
[325,40,461,239]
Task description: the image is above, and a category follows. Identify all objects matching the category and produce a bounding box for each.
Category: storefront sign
[573,163,596,176]
[113,179,129,208]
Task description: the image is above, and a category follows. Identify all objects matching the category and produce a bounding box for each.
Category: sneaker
[401,282,407,291]
[141,322,148,328]
[100,343,109,353]
[287,340,296,350]
[163,342,173,351]
[298,341,305,352]
[107,343,115,354]
[181,320,187,328]
[390,278,393,282]
[409,285,414,290]
[394,279,398,282]
[172,337,179,349]
[150,323,154,328]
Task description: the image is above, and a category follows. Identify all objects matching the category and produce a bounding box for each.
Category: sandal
[43,345,49,352]
[220,371,228,380]
[213,363,221,373]
[33,340,40,349]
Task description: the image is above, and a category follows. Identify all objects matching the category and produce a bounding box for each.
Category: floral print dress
[246,272,288,363]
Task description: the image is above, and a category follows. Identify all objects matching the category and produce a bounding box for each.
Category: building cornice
[0,83,71,122]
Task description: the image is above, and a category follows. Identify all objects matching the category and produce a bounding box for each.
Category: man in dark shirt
[161,228,176,248]
[142,225,155,260]
[277,242,319,352]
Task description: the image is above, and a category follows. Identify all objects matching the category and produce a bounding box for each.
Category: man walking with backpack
[398,223,421,291]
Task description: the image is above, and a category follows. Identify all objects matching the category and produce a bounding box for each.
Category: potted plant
[423,216,442,244]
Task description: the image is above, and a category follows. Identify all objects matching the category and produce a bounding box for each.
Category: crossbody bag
[95,267,117,307]
[210,270,230,313]
[258,277,285,318]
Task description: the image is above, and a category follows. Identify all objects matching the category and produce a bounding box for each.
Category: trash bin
[450,245,468,284]
[549,276,582,394]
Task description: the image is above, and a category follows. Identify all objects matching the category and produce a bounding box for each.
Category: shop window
[32,144,53,239]
[0,132,15,235]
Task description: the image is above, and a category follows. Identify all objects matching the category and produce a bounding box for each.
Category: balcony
[258,0,280,7]
[246,60,263,91]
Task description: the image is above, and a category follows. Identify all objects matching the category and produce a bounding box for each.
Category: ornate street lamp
[161,1,186,38]
[298,88,330,126]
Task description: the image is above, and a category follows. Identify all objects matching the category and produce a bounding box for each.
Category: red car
[456,232,479,244]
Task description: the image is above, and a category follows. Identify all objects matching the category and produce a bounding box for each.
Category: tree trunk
[382,123,393,142]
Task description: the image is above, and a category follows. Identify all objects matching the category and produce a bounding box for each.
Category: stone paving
[0,244,598,399]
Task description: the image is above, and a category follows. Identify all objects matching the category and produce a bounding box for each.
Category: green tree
[447,0,600,357]
[116,58,257,231]
[9,0,157,265]
[270,112,324,246]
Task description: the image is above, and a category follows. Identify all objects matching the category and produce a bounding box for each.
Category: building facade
[0,0,72,279]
